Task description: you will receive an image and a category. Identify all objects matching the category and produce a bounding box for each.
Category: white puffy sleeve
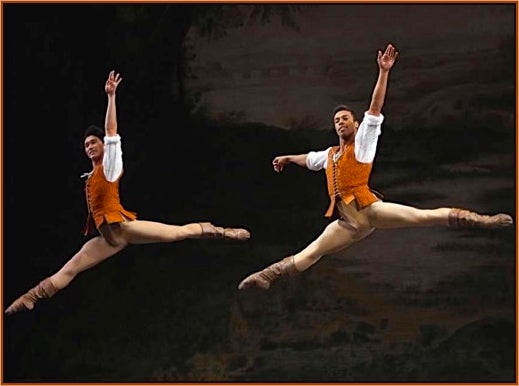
[354,112,384,163]
[306,147,331,171]
[103,134,123,182]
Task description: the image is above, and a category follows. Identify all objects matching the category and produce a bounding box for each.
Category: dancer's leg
[362,201,513,229]
[120,220,250,244]
[238,219,372,290]
[361,201,450,229]
[293,219,372,271]
[50,236,127,289]
[5,236,125,314]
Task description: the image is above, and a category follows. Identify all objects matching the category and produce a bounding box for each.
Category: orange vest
[324,145,379,218]
[83,165,137,235]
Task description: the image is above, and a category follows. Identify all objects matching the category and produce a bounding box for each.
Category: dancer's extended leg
[5,236,125,315]
[361,201,512,229]
[120,220,250,244]
[238,219,371,290]
[361,201,451,228]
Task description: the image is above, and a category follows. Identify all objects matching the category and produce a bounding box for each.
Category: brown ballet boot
[238,255,299,290]
[448,208,513,229]
[5,277,58,315]
[199,222,250,240]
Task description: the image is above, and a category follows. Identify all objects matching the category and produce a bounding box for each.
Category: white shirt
[81,134,123,182]
[306,112,384,170]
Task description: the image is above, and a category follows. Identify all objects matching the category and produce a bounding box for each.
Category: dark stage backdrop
[3,2,516,383]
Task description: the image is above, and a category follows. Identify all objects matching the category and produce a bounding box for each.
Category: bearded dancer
[6,70,250,315]
[238,43,513,291]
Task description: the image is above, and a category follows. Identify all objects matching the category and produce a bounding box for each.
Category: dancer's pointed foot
[238,270,272,290]
[449,209,513,229]
[199,222,250,240]
[5,295,35,315]
[238,256,298,290]
[5,278,58,316]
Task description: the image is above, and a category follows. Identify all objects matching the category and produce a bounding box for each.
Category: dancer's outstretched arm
[367,43,398,117]
[103,70,124,182]
[104,70,122,137]
[272,153,308,172]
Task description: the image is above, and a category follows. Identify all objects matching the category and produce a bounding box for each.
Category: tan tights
[293,200,451,272]
[50,220,204,290]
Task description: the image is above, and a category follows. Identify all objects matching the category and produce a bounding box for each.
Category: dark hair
[83,125,104,144]
[332,105,359,127]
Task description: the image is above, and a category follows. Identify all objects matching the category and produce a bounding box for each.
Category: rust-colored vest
[324,145,379,218]
[83,165,137,235]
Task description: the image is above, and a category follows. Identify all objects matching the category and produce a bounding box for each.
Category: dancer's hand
[272,156,291,172]
[105,70,122,96]
[377,43,398,72]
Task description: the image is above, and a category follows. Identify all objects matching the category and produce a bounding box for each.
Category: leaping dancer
[238,43,513,291]
[5,70,251,315]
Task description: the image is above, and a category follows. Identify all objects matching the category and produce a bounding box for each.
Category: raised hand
[377,44,399,72]
[105,70,122,96]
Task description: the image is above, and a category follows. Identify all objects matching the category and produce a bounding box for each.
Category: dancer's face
[84,135,104,162]
[333,110,359,140]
